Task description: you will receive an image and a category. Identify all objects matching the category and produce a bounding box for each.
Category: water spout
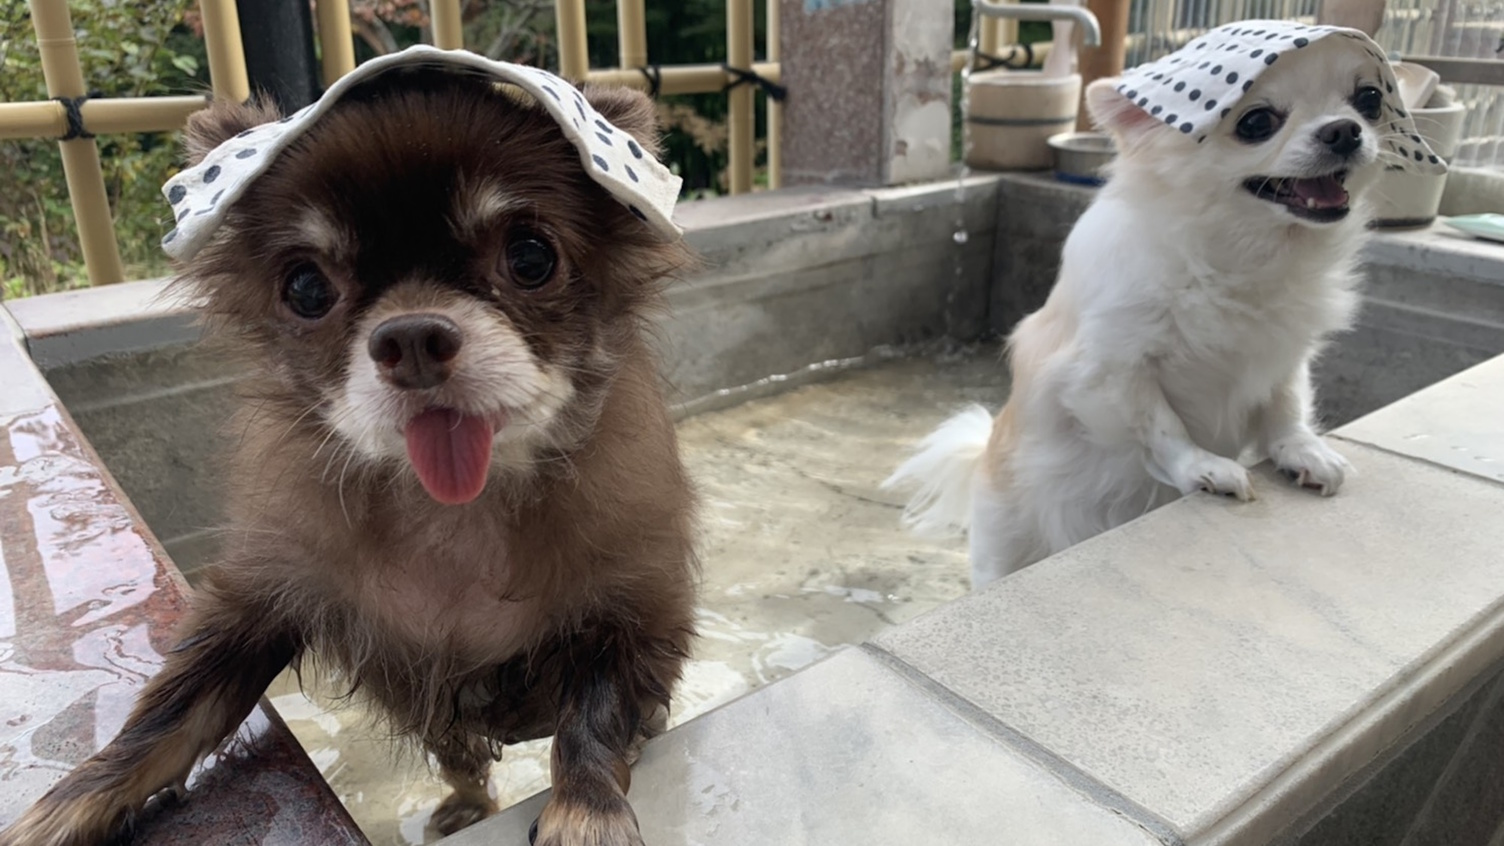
[973,0,1102,47]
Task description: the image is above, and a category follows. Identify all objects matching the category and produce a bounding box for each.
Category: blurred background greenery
[0,0,1044,297]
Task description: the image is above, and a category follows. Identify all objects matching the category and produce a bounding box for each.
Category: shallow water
[263,342,1009,845]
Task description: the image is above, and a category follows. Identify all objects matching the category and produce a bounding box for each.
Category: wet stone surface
[0,404,362,843]
[262,344,1009,845]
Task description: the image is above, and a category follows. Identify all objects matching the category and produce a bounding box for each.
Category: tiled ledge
[458,352,1504,845]
[0,312,364,841]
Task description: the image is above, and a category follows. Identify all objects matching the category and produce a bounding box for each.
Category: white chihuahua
[887,22,1445,587]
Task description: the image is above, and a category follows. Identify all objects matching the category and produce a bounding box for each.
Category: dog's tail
[882,404,995,538]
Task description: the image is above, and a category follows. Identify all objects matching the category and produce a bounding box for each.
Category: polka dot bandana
[161,45,684,262]
[1113,20,1446,175]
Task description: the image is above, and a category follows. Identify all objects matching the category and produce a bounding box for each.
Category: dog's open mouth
[1243,171,1350,223]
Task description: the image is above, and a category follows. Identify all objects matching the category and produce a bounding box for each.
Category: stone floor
[263,343,1009,846]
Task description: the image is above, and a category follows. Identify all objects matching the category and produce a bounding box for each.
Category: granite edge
[1195,562,1504,846]
[858,643,1187,846]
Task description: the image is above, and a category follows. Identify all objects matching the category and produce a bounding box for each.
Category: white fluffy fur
[888,44,1387,588]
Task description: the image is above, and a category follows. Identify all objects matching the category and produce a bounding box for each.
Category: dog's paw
[1177,454,1255,502]
[530,794,644,846]
[431,788,498,836]
[1271,435,1349,496]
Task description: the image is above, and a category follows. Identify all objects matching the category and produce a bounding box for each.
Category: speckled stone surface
[0,330,363,843]
[877,442,1504,845]
[1336,354,1504,485]
[1287,661,1504,846]
[778,0,888,186]
[779,0,952,187]
[451,648,1163,846]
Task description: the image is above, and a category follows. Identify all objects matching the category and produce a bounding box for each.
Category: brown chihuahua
[1,61,697,846]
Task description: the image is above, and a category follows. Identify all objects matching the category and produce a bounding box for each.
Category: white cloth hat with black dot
[1113,20,1446,174]
[161,44,684,262]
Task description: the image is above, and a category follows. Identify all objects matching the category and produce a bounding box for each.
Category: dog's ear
[583,85,665,159]
[182,97,281,165]
[1085,78,1162,147]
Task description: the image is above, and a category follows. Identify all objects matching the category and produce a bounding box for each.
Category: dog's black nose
[368,313,463,390]
[1318,119,1363,157]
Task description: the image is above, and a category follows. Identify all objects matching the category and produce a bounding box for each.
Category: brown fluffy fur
[1,70,696,846]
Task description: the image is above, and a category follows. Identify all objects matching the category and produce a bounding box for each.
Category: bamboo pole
[585,61,780,95]
[431,0,464,50]
[316,0,356,84]
[766,0,781,189]
[83,96,211,134]
[555,0,590,81]
[980,18,1001,55]
[0,95,210,141]
[199,0,251,102]
[0,101,65,140]
[1077,0,1129,129]
[726,0,753,194]
[617,0,648,69]
[29,0,125,286]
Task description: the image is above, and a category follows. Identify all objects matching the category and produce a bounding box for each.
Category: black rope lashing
[55,93,95,141]
[721,63,786,101]
[972,44,1034,73]
[638,65,663,99]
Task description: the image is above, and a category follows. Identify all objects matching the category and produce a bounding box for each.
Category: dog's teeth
[1306,197,1317,209]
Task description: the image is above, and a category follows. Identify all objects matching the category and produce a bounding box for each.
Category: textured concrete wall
[33,179,1000,576]
[27,173,1504,577]
[990,173,1504,427]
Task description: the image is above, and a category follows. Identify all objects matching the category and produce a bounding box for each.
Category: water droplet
[952,230,970,245]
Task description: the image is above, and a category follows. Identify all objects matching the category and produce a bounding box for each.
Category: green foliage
[583,0,772,194]
[2,1,992,297]
[351,1,763,197]
[0,1,206,297]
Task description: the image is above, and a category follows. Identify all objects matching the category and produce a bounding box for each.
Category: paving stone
[450,648,1162,846]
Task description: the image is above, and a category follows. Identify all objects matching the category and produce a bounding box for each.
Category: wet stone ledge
[0,310,365,842]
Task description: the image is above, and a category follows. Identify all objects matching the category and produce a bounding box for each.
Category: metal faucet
[973,0,1103,47]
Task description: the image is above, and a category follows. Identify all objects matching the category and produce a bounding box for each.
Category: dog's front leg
[1065,360,1254,501]
[426,730,500,836]
[1138,376,1255,501]
[1255,360,1349,495]
[531,629,671,846]
[0,583,296,846]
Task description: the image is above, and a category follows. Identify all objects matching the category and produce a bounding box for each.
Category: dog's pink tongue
[404,408,496,505]
[1290,175,1348,208]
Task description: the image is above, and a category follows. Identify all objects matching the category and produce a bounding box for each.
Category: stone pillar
[779,0,954,187]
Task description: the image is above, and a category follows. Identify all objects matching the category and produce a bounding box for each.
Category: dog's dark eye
[505,234,557,290]
[283,265,338,319]
[1352,86,1384,121]
[1235,107,1285,143]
